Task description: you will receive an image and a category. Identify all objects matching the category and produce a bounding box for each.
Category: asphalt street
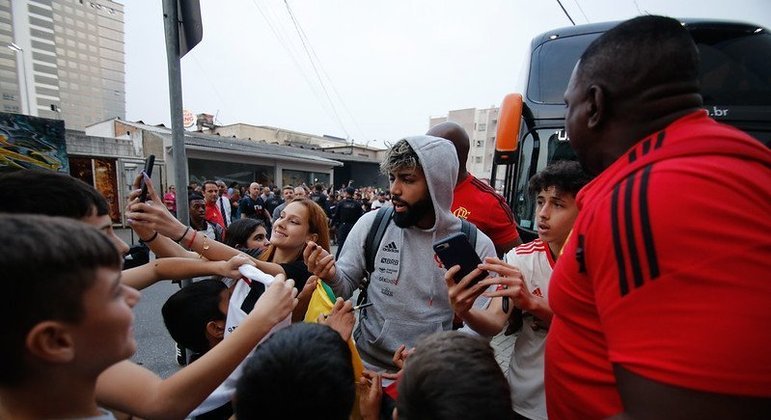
[130,280,182,378]
[119,228,180,378]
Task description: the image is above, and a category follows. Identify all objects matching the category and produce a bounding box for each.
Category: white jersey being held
[190,271,290,417]
[505,239,555,420]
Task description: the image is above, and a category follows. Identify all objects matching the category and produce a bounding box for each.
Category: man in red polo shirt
[546,15,771,419]
[427,121,521,256]
[203,180,226,230]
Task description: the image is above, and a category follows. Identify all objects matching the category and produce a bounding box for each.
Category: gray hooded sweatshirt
[332,135,496,371]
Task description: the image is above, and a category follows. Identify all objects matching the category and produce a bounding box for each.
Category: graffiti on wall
[0,113,67,173]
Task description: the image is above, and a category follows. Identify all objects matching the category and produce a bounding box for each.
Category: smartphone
[138,154,155,202]
[433,233,488,287]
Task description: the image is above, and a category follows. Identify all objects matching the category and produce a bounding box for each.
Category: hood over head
[402,135,461,238]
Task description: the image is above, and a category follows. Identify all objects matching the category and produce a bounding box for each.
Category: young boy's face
[535,186,578,249]
[70,268,139,371]
[81,211,130,257]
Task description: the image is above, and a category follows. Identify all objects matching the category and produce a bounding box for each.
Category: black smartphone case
[433,232,488,286]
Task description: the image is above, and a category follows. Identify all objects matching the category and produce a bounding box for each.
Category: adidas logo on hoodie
[382,241,399,253]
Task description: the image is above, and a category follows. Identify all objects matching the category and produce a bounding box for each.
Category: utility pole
[162,0,202,241]
[162,0,189,238]
[162,0,202,365]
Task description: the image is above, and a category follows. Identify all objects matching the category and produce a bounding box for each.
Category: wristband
[186,230,198,249]
[140,231,159,243]
[174,226,191,243]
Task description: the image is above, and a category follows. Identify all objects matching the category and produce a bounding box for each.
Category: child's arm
[125,181,290,277]
[121,255,252,290]
[95,275,298,419]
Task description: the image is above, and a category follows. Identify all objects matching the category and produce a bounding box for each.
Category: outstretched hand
[318,297,355,342]
[219,255,254,279]
[251,274,298,326]
[303,241,336,280]
[291,275,319,322]
[392,344,414,372]
[358,370,382,420]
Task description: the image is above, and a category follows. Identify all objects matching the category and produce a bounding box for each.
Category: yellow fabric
[304,279,364,419]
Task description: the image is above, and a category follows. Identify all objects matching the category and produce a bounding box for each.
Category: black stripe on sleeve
[624,174,644,289]
[639,164,660,279]
[654,130,666,149]
[641,137,651,155]
[611,183,629,296]
[628,149,637,163]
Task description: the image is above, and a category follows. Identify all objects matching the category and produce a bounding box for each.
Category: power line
[266,0,350,135]
[189,54,229,116]
[249,0,336,123]
[280,2,369,142]
[555,0,576,25]
[572,0,590,23]
[632,0,645,14]
[282,0,350,139]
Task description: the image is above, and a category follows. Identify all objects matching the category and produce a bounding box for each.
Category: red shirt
[452,175,519,249]
[546,111,771,418]
[205,200,226,229]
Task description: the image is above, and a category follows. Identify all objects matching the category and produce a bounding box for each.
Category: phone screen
[138,154,155,202]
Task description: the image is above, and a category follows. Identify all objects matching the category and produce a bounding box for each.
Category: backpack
[356,206,478,307]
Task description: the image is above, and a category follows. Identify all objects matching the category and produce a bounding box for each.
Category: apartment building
[429,106,499,182]
[1,0,124,129]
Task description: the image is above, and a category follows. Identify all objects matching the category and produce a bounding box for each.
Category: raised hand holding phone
[138,154,155,202]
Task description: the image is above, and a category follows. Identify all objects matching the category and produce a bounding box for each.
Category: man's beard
[392,196,433,228]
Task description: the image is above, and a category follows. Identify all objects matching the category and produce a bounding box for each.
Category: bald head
[249,182,260,198]
[427,121,469,183]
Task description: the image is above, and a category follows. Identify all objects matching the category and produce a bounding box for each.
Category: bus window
[695,29,771,106]
[512,126,571,234]
[527,33,602,104]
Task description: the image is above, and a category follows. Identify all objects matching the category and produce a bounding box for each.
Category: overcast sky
[123,0,771,147]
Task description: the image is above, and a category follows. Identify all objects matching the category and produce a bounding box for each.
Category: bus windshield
[696,29,771,106]
[526,27,771,107]
[527,33,600,105]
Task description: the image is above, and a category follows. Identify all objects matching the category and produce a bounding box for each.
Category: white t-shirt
[190,276,290,416]
[505,239,554,420]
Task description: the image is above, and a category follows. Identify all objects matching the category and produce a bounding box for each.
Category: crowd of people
[0,15,769,420]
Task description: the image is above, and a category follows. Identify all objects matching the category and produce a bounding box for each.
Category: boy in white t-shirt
[445,160,591,420]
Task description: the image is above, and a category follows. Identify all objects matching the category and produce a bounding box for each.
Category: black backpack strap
[460,218,478,247]
[359,206,394,307]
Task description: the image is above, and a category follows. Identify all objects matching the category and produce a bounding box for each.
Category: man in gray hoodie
[305,135,496,372]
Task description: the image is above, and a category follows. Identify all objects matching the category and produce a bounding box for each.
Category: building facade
[210,123,346,148]
[1,0,125,129]
[430,106,499,184]
[86,118,348,206]
[205,121,387,188]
